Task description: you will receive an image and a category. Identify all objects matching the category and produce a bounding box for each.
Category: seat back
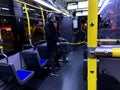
[0,63,18,83]
[36,44,49,59]
[98,74,120,90]
[21,51,40,68]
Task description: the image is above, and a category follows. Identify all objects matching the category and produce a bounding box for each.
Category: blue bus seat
[0,63,34,85]
[21,51,48,68]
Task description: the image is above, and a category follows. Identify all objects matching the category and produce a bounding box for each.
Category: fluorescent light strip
[76,11,88,16]
[78,1,88,9]
[98,0,110,14]
[63,12,70,17]
[34,0,62,13]
[98,0,105,7]
[67,5,77,10]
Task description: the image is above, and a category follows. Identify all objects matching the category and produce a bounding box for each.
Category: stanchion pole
[87,0,98,90]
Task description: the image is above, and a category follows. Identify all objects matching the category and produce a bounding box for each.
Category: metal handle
[0,53,8,64]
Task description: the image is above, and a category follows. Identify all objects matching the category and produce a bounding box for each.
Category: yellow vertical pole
[0,30,3,49]
[24,3,32,44]
[0,30,2,39]
[87,0,98,90]
[41,8,45,27]
[41,8,46,39]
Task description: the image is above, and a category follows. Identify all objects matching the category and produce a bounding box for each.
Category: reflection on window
[23,5,45,44]
[24,19,45,44]
[0,17,14,52]
[98,0,120,42]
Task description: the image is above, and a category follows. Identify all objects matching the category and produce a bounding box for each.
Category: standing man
[44,13,60,75]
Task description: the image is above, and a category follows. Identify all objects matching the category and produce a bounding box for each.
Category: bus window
[0,17,14,53]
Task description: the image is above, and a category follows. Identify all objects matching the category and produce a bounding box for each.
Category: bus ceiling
[33,0,108,17]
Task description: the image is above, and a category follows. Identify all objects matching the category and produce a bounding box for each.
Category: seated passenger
[34,24,43,35]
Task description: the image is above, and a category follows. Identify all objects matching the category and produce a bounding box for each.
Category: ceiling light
[34,0,62,13]
[34,0,70,17]
[78,1,88,9]
[98,0,104,7]
[98,0,110,14]
[76,11,88,16]
[67,3,78,10]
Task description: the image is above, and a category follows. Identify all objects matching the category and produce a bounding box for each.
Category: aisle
[38,46,86,90]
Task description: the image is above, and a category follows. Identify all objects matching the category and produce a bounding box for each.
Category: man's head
[47,13,56,21]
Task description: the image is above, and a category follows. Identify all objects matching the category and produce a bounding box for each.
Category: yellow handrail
[66,41,85,45]
[98,39,120,42]
[24,3,32,44]
[41,8,45,27]
[0,30,3,49]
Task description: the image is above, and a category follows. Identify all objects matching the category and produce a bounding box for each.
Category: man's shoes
[50,72,61,77]
[55,66,61,70]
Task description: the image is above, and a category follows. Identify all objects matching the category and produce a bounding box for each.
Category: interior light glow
[2,7,9,11]
[98,0,110,14]
[67,3,77,10]
[34,0,62,13]
[78,1,88,9]
[98,0,104,7]
[76,11,88,16]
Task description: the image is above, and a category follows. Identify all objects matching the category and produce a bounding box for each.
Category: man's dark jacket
[45,21,59,52]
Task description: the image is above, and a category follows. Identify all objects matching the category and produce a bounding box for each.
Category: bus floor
[37,45,87,90]
[0,45,87,90]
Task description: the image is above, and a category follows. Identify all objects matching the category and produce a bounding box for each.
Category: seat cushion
[17,70,33,81]
[39,59,48,67]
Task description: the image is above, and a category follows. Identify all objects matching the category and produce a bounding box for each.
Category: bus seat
[36,44,49,59]
[0,63,34,85]
[20,51,48,68]
[98,74,120,90]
